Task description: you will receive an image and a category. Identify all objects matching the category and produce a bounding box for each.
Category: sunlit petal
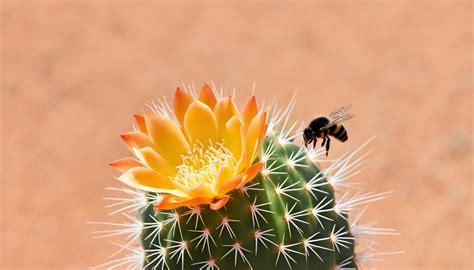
[135,147,176,177]
[109,157,142,173]
[120,132,156,150]
[213,163,235,191]
[242,95,258,128]
[183,101,218,145]
[118,167,185,196]
[173,87,194,124]
[133,114,147,134]
[198,83,217,109]
[145,114,190,166]
[222,116,244,158]
[237,111,267,173]
[214,96,239,133]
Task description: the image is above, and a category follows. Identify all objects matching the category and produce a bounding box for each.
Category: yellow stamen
[170,142,236,190]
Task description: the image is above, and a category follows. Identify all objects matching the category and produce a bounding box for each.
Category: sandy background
[1,1,472,269]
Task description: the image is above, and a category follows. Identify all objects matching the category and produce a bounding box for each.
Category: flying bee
[303,104,355,156]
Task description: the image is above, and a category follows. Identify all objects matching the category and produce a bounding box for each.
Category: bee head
[303,127,313,141]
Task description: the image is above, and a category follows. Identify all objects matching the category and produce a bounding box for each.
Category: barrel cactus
[93,83,397,269]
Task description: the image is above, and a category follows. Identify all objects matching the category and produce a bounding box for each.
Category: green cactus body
[140,133,357,269]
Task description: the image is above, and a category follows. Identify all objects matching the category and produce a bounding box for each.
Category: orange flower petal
[237,161,264,188]
[135,147,176,177]
[118,167,185,196]
[210,196,230,210]
[222,116,244,158]
[109,157,142,173]
[187,184,215,198]
[133,114,147,134]
[237,111,267,173]
[145,114,190,166]
[218,162,263,195]
[173,87,194,124]
[120,132,156,150]
[214,96,239,133]
[198,83,217,109]
[218,175,243,196]
[213,163,235,191]
[241,96,258,128]
[183,101,218,145]
[155,195,212,210]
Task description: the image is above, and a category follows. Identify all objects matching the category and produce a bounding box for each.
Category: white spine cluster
[254,229,276,255]
[275,236,305,270]
[144,244,168,270]
[303,232,333,262]
[216,217,240,239]
[166,240,193,270]
[275,177,303,202]
[249,197,273,228]
[221,243,252,268]
[284,203,310,237]
[190,228,217,256]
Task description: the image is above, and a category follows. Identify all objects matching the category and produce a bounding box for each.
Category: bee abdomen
[329,123,348,142]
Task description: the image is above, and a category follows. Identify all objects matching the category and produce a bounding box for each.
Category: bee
[303,105,355,156]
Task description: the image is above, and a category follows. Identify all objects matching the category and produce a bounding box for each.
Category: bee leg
[321,136,326,147]
[313,138,317,148]
[325,136,331,156]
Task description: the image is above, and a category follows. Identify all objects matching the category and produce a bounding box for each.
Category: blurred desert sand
[1,1,472,269]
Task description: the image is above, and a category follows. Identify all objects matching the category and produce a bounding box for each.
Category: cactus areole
[103,84,393,269]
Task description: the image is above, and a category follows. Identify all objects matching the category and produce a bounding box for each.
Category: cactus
[94,84,397,269]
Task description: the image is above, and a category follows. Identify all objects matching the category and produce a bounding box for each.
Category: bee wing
[323,104,355,129]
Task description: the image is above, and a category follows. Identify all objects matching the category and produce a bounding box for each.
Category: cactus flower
[110,85,266,210]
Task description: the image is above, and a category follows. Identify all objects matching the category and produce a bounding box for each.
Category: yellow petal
[145,114,190,166]
[109,157,142,173]
[173,87,194,124]
[222,116,243,159]
[135,147,176,177]
[242,96,258,128]
[214,96,239,133]
[183,101,218,145]
[118,167,186,196]
[133,114,147,134]
[198,83,217,109]
[237,111,267,173]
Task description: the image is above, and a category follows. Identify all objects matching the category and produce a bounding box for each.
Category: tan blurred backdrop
[1,1,472,269]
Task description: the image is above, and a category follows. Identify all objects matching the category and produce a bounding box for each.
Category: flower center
[170,142,235,189]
